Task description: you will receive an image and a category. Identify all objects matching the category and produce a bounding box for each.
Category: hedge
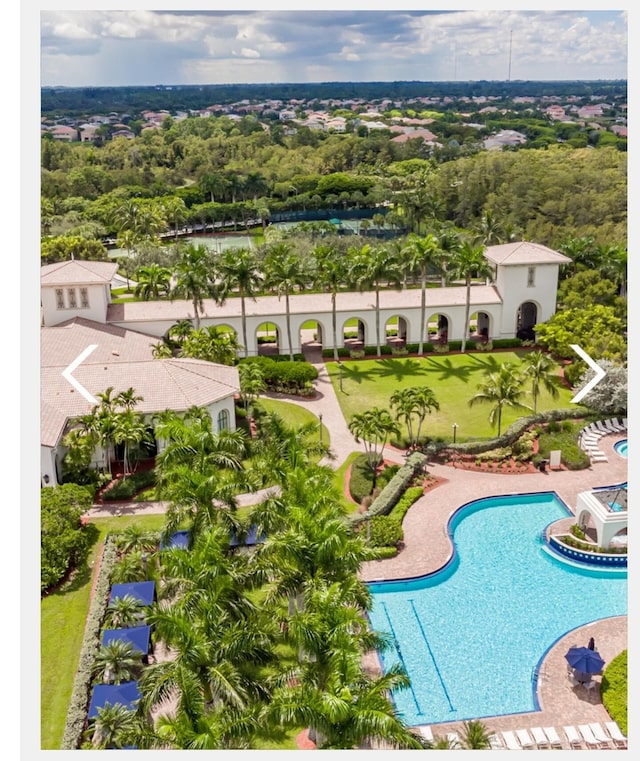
[238,356,318,393]
[61,536,119,749]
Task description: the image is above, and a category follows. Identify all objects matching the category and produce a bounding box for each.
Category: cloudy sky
[37,6,628,87]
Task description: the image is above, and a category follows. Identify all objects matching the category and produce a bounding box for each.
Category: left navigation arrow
[62,344,98,404]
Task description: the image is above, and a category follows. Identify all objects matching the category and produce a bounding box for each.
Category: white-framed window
[79,287,90,308]
[55,288,65,309]
[217,409,230,432]
[527,266,536,287]
[67,287,77,308]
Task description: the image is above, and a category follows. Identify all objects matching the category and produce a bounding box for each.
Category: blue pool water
[368,492,627,726]
[614,439,628,457]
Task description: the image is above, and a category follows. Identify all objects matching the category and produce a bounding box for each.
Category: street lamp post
[452,422,458,444]
[337,361,343,393]
[319,413,323,444]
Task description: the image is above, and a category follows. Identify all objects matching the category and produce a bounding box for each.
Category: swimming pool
[614,439,628,457]
[368,492,627,726]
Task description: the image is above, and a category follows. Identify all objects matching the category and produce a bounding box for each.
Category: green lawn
[255,398,329,446]
[325,351,577,443]
[41,514,167,749]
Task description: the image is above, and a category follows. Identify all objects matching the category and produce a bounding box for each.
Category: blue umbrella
[565,646,605,674]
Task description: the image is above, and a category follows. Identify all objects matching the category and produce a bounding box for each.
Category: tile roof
[41,260,119,286]
[484,242,571,266]
[41,319,239,447]
[108,286,503,323]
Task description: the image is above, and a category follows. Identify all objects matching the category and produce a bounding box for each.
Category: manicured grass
[255,398,329,446]
[326,351,577,443]
[332,451,363,513]
[40,514,166,749]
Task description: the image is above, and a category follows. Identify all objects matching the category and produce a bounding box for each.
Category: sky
[37,6,629,88]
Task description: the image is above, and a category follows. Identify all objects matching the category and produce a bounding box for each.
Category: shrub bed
[601,650,627,736]
[238,356,318,394]
[367,486,424,551]
[101,469,157,501]
[348,453,379,503]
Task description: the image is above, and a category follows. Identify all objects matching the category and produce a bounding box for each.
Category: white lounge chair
[595,420,615,435]
[589,722,614,748]
[622,417,628,429]
[501,731,522,750]
[542,727,562,748]
[418,725,433,743]
[604,721,627,748]
[515,728,535,749]
[606,418,625,431]
[563,725,582,748]
[591,452,608,462]
[488,733,505,750]
[578,724,601,748]
[446,731,461,749]
[530,727,549,748]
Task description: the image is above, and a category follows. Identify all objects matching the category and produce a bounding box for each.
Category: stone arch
[255,321,280,356]
[516,301,539,342]
[342,317,366,350]
[299,319,324,352]
[385,314,409,348]
[470,311,492,343]
[427,312,450,344]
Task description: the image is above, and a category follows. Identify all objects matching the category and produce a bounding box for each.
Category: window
[527,267,536,287]
[217,409,230,432]
[79,287,90,308]
[67,288,77,308]
[55,288,65,309]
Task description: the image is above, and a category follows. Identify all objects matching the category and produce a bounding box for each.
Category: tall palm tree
[473,209,505,246]
[435,223,462,286]
[171,243,217,330]
[348,408,400,490]
[216,248,264,358]
[468,363,532,437]
[134,263,172,300]
[401,233,440,354]
[263,242,308,359]
[311,243,348,361]
[520,351,560,414]
[114,409,150,475]
[237,362,266,420]
[348,244,402,357]
[160,196,187,239]
[449,238,494,353]
[180,326,242,365]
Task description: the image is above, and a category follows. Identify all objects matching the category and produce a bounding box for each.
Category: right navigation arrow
[569,344,606,404]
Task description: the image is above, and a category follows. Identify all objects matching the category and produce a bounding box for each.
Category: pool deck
[360,432,628,749]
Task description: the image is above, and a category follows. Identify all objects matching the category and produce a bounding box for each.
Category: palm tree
[160,196,187,239]
[348,244,402,357]
[93,640,142,685]
[461,719,491,749]
[134,263,172,301]
[104,594,147,629]
[166,318,195,349]
[401,233,440,354]
[449,238,494,352]
[263,242,308,359]
[468,363,532,437]
[216,248,264,358]
[389,386,439,449]
[90,702,138,749]
[520,351,560,414]
[180,326,242,365]
[171,243,218,330]
[238,362,266,420]
[114,409,150,475]
[598,243,627,297]
[473,209,505,246]
[435,223,462,286]
[311,243,348,361]
[348,408,400,490]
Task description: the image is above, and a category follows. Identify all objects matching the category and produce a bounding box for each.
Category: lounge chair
[418,725,433,743]
[501,731,522,750]
[542,727,562,748]
[530,727,548,749]
[563,725,582,749]
[589,722,614,748]
[606,418,625,432]
[622,417,628,429]
[584,424,603,436]
[578,724,601,748]
[446,732,460,749]
[488,733,505,750]
[604,721,627,748]
[595,420,615,435]
[515,728,535,749]
[591,452,608,462]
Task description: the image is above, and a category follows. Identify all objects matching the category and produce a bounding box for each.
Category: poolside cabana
[109,581,156,607]
[101,625,152,658]
[160,530,190,550]
[87,681,141,719]
[229,525,266,548]
[575,488,628,549]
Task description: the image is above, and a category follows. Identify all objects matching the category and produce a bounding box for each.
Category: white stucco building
[40,241,570,485]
